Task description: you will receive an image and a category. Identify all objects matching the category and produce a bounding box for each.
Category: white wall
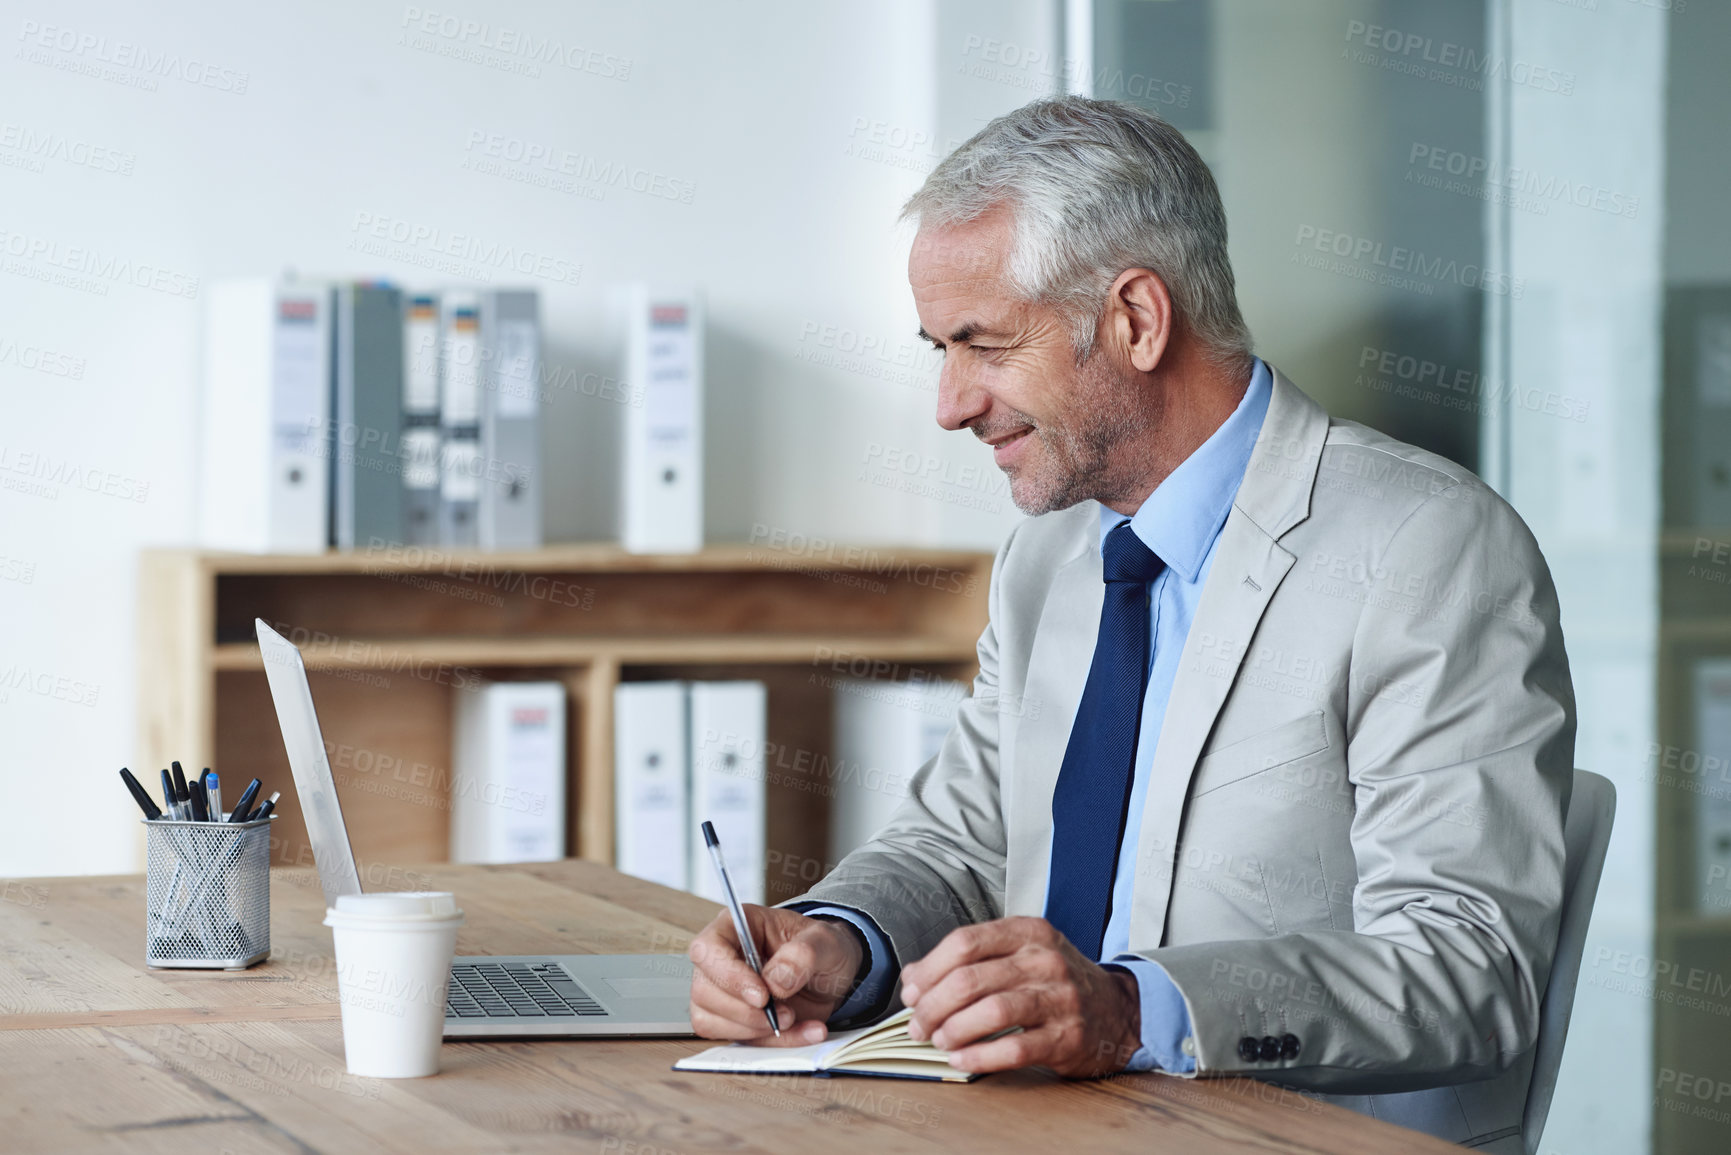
[0,0,1052,878]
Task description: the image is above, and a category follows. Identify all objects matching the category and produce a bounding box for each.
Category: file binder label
[272,293,331,548]
[618,286,703,554]
[440,298,482,546]
[451,682,566,864]
[646,306,695,449]
[442,306,481,425]
[500,698,563,861]
[273,296,324,456]
[495,317,539,420]
[404,296,441,417]
[476,291,542,549]
[402,293,442,546]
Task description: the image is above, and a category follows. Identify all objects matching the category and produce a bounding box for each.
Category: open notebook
[674,1007,977,1082]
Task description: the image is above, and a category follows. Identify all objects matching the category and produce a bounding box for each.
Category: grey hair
[901,96,1252,372]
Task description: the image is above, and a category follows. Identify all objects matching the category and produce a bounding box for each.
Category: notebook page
[674,1019,881,1074]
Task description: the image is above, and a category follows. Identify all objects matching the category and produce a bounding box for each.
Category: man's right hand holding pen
[686,906,867,1046]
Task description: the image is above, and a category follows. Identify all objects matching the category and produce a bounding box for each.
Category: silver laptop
[255,618,695,1038]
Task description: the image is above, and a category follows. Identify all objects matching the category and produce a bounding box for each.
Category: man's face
[910,205,1148,515]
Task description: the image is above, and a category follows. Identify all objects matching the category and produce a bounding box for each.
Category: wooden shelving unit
[136,544,992,892]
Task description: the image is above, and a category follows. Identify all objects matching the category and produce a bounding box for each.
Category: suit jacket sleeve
[1138,482,1575,1094]
[780,527,1017,972]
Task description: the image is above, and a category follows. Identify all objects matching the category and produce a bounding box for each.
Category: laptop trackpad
[602,976,692,1001]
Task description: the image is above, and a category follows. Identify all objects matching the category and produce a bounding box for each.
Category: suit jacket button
[1258,1036,1281,1061]
[1281,1034,1301,1059]
[1237,1036,1260,1062]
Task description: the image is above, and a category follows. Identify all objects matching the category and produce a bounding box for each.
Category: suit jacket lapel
[1126,367,1331,947]
[1004,538,1100,916]
[1126,516,1294,945]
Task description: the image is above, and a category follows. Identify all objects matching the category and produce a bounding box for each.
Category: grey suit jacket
[795,368,1575,1151]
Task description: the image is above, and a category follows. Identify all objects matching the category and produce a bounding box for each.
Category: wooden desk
[0,862,1458,1155]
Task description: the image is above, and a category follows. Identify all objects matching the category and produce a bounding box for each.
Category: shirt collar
[1097,357,1273,582]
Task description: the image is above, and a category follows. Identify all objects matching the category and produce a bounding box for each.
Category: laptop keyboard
[446,961,608,1020]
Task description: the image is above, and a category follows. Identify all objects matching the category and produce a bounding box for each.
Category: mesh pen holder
[145,817,274,969]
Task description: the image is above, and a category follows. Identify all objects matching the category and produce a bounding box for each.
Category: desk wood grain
[0,862,1460,1155]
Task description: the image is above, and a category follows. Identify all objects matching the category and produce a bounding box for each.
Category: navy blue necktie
[1043,521,1165,959]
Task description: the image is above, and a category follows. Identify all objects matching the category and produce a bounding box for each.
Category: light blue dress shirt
[807,358,1274,1071]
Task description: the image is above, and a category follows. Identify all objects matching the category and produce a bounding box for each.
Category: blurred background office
[1,1,1726,1152]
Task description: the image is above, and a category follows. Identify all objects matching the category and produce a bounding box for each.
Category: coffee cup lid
[328,891,461,920]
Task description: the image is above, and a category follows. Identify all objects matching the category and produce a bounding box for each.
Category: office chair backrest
[1523,769,1617,1155]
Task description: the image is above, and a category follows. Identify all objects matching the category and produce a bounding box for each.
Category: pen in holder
[144,816,274,969]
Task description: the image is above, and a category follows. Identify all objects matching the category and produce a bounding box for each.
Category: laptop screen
[256,618,365,906]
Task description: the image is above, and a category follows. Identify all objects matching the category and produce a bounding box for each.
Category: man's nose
[935,358,990,432]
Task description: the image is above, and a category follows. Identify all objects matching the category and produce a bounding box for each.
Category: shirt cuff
[791,903,899,1028]
[1103,957,1197,1074]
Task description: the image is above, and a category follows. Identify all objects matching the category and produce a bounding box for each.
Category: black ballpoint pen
[227,777,262,823]
[251,792,280,822]
[160,769,180,820]
[119,768,162,821]
[171,762,189,810]
[188,778,209,822]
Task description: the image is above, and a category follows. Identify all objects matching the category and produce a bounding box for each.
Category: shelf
[210,633,982,671]
[137,544,994,884]
[182,541,992,576]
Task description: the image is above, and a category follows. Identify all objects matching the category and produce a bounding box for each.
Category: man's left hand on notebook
[687,904,865,1046]
[899,917,1142,1077]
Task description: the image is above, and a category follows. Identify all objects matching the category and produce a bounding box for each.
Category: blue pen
[207,772,224,821]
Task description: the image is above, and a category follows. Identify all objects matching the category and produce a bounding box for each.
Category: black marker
[187,778,209,822]
[227,777,262,823]
[119,768,162,821]
[251,792,280,822]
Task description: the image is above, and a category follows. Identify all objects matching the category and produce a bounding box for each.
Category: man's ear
[1106,268,1173,374]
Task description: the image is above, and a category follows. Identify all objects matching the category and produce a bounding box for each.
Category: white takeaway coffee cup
[323,891,465,1078]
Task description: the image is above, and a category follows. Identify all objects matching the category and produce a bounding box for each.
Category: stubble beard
[994,353,1149,516]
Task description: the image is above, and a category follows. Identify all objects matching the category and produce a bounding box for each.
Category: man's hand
[899,916,1141,1077]
[687,905,864,1046]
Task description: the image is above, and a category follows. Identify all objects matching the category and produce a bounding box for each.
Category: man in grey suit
[687,96,1573,1152]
